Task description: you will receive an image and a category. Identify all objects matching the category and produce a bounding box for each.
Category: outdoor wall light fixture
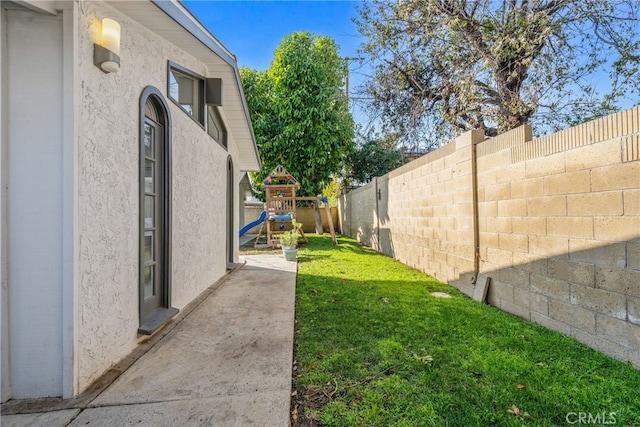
[94,18,121,73]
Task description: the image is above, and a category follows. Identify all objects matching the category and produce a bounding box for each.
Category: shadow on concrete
[2,255,297,427]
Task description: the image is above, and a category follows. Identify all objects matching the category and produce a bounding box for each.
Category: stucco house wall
[76,2,232,389]
[1,0,259,401]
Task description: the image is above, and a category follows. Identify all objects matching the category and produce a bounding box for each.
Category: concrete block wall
[385,131,482,295]
[340,183,377,247]
[339,106,640,366]
[477,107,640,364]
[340,131,483,295]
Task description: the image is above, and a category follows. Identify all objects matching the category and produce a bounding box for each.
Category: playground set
[239,165,336,248]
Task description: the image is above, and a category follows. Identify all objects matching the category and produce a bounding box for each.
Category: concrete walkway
[2,255,297,427]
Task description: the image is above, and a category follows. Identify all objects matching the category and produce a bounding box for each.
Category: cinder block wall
[384,130,482,295]
[339,106,640,366]
[340,183,377,247]
[340,131,482,294]
[478,108,640,364]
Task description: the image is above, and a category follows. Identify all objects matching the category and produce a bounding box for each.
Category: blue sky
[181,1,639,141]
[182,1,364,71]
[182,1,373,129]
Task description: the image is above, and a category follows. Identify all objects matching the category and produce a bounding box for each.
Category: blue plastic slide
[239,210,267,236]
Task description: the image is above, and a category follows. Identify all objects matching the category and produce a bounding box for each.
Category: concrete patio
[2,255,297,427]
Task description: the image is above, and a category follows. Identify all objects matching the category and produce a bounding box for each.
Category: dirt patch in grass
[290,379,330,426]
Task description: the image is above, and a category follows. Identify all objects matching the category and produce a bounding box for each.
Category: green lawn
[291,235,640,426]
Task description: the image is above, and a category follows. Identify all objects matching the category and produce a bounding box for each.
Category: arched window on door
[227,156,234,267]
[138,86,178,334]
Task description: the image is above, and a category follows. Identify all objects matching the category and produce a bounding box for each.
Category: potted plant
[277,218,302,261]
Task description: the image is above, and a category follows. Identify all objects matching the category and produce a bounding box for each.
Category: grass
[291,235,640,426]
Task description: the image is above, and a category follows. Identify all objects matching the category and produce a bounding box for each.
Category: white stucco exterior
[1,0,259,401]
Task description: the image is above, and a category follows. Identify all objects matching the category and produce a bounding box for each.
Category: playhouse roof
[262,165,299,187]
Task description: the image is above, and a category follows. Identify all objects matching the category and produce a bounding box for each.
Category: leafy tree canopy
[347,133,407,184]
[355,0,640,146]
[240,32,355,198]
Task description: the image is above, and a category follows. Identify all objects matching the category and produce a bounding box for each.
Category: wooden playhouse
[258,165,306,247]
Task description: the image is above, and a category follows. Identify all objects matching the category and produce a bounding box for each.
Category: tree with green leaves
[240,31,355,200]
[355,0,640,145]
[348,134,406,184]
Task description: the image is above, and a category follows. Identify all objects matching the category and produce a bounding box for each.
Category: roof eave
[107,0,261,172]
